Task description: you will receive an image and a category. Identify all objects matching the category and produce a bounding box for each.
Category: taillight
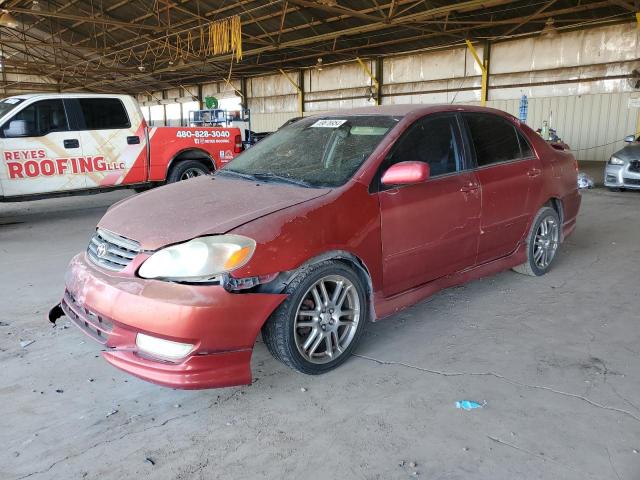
[234,134,242,153]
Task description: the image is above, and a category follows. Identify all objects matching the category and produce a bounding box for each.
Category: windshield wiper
[217,169,315,188]
[250,172,314,188]
[215,169,257,181]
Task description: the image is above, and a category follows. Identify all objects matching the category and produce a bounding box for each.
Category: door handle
[527,168,542,177]
[127,135,140,145]
[460,182,479,193]
[63,139,79,149]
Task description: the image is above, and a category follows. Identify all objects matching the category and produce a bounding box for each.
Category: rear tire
[262,260,368,375]
[513,206,561,277]
[166,160,210,183]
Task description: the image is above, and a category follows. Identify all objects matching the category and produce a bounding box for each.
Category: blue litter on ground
[456,400,484,410]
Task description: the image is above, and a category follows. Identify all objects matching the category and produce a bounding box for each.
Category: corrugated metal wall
[251,111,298,132]
[484,94,638,161]
[138,22,640,161]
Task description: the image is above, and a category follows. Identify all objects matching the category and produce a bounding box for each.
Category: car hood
[98,176,331,250]
[612,143,640,162]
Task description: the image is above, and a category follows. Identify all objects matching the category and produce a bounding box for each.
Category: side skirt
[373,243,527,320]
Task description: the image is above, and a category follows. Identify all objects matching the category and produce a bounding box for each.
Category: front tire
[262,260,368,375]
[166,160,210,183]
[513,206,561,277]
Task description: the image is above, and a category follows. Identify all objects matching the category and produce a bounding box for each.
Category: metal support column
[298,70,305,116]
[240,77,248,110]
[465,39,490,106]
[356,57,380,105]
[376,57,383,105]
[161,90,167,126]
[279,68,303,117]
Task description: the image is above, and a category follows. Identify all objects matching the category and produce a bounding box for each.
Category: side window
[3,99,68,138]
[78,98,130,130]
[517,130,534,158]
[464,113,521,167]
[389,115,462,177]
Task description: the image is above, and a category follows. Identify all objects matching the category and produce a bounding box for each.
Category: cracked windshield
[219,115,400,187]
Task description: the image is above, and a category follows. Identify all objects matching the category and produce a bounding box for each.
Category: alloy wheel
[293,275,361,364]
[180,168,204,180]
[533,216,559,269]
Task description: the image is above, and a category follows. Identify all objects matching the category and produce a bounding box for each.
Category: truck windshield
[220,115,400,188]
[0,97,24,119]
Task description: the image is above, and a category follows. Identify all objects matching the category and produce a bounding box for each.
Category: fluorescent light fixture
[0,10,18,29]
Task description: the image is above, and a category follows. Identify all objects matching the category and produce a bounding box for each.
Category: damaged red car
[50,105,581,389]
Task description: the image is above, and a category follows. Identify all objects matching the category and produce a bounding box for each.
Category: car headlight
[138,235,256,281]
[608,156,625,166]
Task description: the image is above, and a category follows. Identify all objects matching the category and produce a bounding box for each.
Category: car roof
[3,93,132,101]
[315,103,518,121]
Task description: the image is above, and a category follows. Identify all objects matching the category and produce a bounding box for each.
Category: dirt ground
[1,188,639,480]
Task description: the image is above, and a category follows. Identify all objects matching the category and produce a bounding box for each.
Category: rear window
[464,113,521,167]
[517,130,534,158]
[79,98,130,130]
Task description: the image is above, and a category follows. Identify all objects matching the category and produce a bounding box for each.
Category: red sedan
[50,105,581,389]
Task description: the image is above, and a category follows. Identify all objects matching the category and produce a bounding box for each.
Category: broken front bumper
[51,254,286,389]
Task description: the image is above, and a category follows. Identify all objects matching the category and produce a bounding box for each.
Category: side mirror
[624,135,636,144]
[3,120,29,137]
[381,161,430,186]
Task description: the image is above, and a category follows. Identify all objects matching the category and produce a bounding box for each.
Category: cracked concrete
[1,188,640,479]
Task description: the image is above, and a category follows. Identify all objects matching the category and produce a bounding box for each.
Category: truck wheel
[262,260,368,375]
[167,160,210,183]
[513,206,560,277]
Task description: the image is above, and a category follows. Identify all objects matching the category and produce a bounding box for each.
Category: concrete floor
[1,188,639,480]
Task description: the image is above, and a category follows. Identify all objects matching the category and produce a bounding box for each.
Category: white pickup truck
[0,93,244,202]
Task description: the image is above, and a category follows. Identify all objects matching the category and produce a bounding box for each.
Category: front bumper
[604,164,640,189]
[54,253,286,389]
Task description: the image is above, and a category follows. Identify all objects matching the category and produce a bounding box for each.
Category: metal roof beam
[10,7,163,31]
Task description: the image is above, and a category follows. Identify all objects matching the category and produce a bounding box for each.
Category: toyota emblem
[96,243,108,258]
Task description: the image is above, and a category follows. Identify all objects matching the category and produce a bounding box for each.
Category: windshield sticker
[3,98,20,104]
[311,119,347,128]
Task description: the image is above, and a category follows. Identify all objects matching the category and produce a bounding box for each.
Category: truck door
[0,98,84,197]
[71,97,147,188]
